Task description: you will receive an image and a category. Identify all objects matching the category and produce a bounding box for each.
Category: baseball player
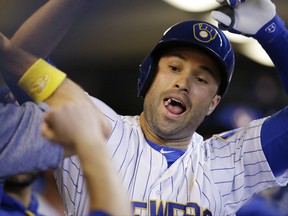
[1,0,288,216]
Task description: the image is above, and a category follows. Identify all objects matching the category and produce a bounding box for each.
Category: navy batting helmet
[138,20,235,98]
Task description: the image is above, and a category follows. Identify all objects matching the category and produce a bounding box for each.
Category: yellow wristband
[18,58,67,103]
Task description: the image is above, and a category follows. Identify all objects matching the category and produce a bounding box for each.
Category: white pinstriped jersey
[54,97,288,216]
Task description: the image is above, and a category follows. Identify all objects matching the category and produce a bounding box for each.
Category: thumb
[41,122,56,143]
[216,0,227,4]
[211,6,235,30]
[217,0,245,7]
[211,10,232,27]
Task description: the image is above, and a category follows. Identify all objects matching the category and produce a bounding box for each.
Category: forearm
[254,15,288,94]
[2,0,93,104]
[0,33,88,106]
[76,143,132,215]
[11,0,93,58]
[261,106,288,177]
[44,78,87,107]
[0,33,36,81]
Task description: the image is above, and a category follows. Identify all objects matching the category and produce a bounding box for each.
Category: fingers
[41,121,57,143]
[41,97,111,150]
[216,0,225,3]
[227,0,236,6]
[41,115,76,157]
[211,11,231,27]
[216,0,247,7]
[41,109,66,144]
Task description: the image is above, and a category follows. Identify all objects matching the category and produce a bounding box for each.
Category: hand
[216,0,247,7]
[41,96,111,151]
[211,0,276,36]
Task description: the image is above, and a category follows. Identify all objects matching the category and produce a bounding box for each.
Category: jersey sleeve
[87,95,121,123]
[255,15,288,94]
[255,14,288,186]
[0,102,63,178]
[209,118,281,213]
[261,107,288,180]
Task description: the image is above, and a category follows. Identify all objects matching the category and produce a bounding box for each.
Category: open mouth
[164,98,186,115]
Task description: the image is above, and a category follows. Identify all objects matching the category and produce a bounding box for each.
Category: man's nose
[173,74,190,93]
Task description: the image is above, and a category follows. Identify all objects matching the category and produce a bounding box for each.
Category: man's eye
[196,77,208,84]
[169,65,179,72]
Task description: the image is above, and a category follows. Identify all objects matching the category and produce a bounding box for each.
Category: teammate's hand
[211,0,276,37]
[41,97,111,152]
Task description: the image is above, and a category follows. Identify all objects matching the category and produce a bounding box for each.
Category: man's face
[143,47,222,141]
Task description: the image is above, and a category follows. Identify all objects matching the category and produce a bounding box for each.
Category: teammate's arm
[1,0,100,108]
[11,0,94,58]
[0,30,112,156]
[0,102,63,178]
[0,31,91,106]
[41,97,132,215]
[4,0,95,104]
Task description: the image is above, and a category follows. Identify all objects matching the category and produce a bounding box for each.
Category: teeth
[164,98,183,106]
[171,98,181,104]
[164,97,186,113]
[164,98,171,106]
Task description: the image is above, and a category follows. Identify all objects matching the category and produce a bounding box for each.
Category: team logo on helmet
[193,23,218,43]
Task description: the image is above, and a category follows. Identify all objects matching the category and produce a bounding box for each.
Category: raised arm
[11,0,93,58]
[3,0,95,104]
[0,32,89,106]
[212,0,288,93]
[212,0,288,177]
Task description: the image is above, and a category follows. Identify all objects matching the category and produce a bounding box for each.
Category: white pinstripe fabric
[54,97,287,216]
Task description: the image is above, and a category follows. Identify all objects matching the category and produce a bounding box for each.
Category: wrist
[254,15,285,44]
[18,58,67,103]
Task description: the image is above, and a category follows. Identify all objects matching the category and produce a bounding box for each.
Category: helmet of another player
[138,20,235,98]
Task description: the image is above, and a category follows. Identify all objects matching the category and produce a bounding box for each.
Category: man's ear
[207,94,221,116]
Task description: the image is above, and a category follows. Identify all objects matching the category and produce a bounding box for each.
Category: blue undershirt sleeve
[255,15,288,94]
[261,107,288,176]
[255,14,288,178]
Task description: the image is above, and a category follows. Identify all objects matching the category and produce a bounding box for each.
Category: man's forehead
[160,46,213,58]
[159,46,222,81]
